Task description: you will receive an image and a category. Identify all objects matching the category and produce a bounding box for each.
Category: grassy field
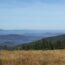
[0,50,65,65]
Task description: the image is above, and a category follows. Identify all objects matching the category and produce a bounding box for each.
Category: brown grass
[0,50,65,65]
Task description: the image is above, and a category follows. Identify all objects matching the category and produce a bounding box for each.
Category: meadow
[0,50,65,65]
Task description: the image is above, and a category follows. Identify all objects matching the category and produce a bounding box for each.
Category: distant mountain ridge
[0,29,4,31]
[0,30,65,35]
[0,33,59,46]
[0,30,65,50]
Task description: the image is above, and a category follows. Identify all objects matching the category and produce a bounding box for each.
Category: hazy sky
[0,0,65,30]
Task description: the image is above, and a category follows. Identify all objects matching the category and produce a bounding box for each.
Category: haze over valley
[0,30,65,47]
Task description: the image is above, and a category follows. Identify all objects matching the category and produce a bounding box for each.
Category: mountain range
[0,30,65,50]
[15,34,65,50]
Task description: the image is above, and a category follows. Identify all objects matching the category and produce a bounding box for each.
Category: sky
[0,0,65,30]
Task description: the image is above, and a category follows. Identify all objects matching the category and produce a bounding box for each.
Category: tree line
[15,39,65,50]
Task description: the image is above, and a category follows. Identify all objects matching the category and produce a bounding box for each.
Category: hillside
[1,34,65,50]
[15,34,65,50]
[0,30,62,49]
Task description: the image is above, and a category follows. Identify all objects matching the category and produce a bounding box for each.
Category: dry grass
[0,50,65,65]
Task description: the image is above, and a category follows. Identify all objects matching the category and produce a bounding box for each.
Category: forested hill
[15,34,65,50]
